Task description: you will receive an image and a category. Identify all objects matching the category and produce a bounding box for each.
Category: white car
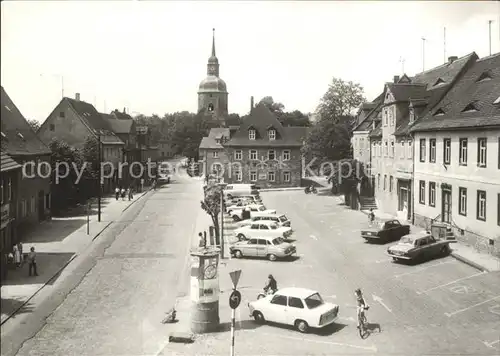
[237,214,291,228]
[234,221,292,240]
[228,204,276,221]
[248,288,340,333]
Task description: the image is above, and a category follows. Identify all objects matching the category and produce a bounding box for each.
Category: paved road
[5,173,202,356]
[166,190,500,356]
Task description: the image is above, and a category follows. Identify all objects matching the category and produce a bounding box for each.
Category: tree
[316,78,366,123]
[328,158,366,205]
[226,113,241,126]
[82,135,99,180]
[27,119,40,132]
[279,110,311,127]
[258,96,285,115]
[200,184,223,245]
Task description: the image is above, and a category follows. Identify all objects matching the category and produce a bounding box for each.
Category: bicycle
[357,306,369,338]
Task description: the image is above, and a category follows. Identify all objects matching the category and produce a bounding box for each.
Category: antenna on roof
[443,27,446,63]
[399,57,405,74]
[488,20,493,56]
[422,37,426,71]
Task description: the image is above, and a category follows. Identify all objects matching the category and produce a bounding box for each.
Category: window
[208,103,214,112]
[459,138,468,165]
[268,150,276,160]
[282,150,290,161]
[383,175,387,190]
[400,141,405,158]
[384,108,388,126]
[384,140,388,156]
[288,297,304,309]
[283,171,290,182]
[19,199,27,218]
[249,150,257,160]
[377,174,380,189]
[389,176,393,192]
[59,111,65,118]
[477,190,486,221]
[49,124,55,131]
[235,171,242,182]
[249,129,256,140]
[477,138,487,167]
[419,139,426,162]
[212,151,218,158]
[249,171,257,182]
[234,150,242,160]
[407,140,413,159]
[372,143,376,157]
[419,181,425,204]
[429,139,436,162]
[443,138,451,164]
[30,196,36,214]
[268,129,276,140]
[0,180,3,204]
[45,193,51,209]
[429,182,436,207]
[8,179,12,201]
[390,141,395,158]
[459,187,467,216]
[271,294,287,306]
[268,171,275,182]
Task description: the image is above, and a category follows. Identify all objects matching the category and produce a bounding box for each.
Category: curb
[259,187,304,192]
[0,253,78,326]
[450,251,490,272]
[122,189,151,212]
[91,221,113,242]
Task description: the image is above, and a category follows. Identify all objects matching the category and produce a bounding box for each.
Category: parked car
[248,287,340,333]
[230,236,296,261]
[157,173,171,184]
[228,204,276,221]
[387,232,451,263]
[361,219,410,243]
[236,214,291,228]
[234,221,293,240]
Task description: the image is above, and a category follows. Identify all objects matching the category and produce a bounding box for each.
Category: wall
[223,147,302,187]
[200,148,229,178]
[198,92,228,120]
[38,100,91,149]
[413,130,500,255]
[352,131,371,166]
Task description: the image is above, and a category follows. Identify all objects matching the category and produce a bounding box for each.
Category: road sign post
[228,270,242,356]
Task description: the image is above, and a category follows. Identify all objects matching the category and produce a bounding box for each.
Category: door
[286,297,306,326]
[399,187,407,212]
[259,224,270,237]
[38,191,45,221]
[442,190,451,224]
[256,239,268,257]
[268,294,288,324]
[242,239,258,257]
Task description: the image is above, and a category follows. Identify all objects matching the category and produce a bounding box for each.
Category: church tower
[198,29,228,127]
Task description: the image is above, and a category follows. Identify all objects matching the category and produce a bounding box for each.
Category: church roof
[199,76,227,93]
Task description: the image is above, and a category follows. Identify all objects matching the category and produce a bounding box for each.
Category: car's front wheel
[441,245,450,256]
[234,250,243,258]
[253,311,265,323]
[268,254,277,261]
[295,319,309,333]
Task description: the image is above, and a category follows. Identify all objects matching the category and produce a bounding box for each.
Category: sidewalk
[0,188,152,325]
[356,207,500,273]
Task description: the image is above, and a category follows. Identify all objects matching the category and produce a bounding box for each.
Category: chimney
[448,56,458,64]
[123,107,126,114]
[75,93,80,101]
[393,75,400,83]
[250,96,254,110]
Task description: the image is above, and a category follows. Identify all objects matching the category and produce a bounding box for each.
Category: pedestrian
[121,188,126,200]
[198,232,206,248]
[369,208,375,226]
[128,186,133,200]
[126,188,131,201]
[13,244,21,267]
[115,187,120,200]
[28,247,38,276]
[17,242,23,265]
[152,179,157,191]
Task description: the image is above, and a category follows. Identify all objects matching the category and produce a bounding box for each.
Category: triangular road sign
[229,270,242,289]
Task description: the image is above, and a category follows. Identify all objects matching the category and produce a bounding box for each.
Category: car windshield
[304,293,324,309]
[259,206,266,211]
[271,237,285,245]
[400,236,414,245]
[279,215,288,222]
[269,224,278,230]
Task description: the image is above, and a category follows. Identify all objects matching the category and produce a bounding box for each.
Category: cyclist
[355,288,368,329]
[264,274,278,295]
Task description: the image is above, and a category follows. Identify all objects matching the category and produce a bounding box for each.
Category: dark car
[387,232,451,263]
[361,219,410,243]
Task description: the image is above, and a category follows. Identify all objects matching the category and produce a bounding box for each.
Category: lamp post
[217,182,227,259]
[96,130,104,222]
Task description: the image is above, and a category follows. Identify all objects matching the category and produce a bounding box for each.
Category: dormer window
[17,132,25,140]
[476,71,492,82]
[433,108,445,116]
[249,129,256,140]
[494,96,500,105]
[462,102,479,113]
[433,78,446,86]
[1,132,6,139]
[215,139,220,144]
[268,129,276,141]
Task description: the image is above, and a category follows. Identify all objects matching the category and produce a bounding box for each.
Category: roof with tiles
[199,128,230,149]
[64,98,124,144]
[101,113,134,134]
[1,86,52,156]
[1,150,21,172]
[225,104,308,147]
[353,93,384,132]
[410,52,500,132]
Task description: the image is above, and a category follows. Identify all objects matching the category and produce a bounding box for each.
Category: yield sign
[229,270,242,289]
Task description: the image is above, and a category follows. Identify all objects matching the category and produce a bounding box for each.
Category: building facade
[199,128,230,180]
[352,100,380,167]
[411,52,500,255]
[198,29,228,127]
[223,104,307,188]
[1,86,52,239]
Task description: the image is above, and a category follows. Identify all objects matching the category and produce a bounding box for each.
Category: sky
[1,1,499,123]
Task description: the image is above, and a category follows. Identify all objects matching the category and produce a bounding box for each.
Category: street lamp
[217,182,227,259]
[96,129,105,222]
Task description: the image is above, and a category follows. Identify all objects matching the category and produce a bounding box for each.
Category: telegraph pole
[422,37,426,71]
[443,27,446,63]
[97,131,102,222]
[489,20,493,56]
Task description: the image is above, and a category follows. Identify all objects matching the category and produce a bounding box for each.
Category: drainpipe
[411,133,415,225]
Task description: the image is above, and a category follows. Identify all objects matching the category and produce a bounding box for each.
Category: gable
[384,89,395,104]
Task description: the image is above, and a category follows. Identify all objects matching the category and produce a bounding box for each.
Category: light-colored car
[229,236,296,261]
[234,222,292,240]
[387,232,451,263]
[237,214,291,228]
[228,204,276,221]
[248,287,340,333]
[157,173,171,184]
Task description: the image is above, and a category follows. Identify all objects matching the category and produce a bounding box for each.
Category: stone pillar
[190,247,221,333]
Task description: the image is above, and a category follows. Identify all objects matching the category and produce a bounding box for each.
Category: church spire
[211,28,216,57]
[207,28,219,76]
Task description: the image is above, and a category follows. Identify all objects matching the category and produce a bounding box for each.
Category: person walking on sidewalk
[13,244,21,267]
[368,209,375,227]
[115,187,120,200]
[17,242,24,265]
[121,188,126,200]
[126,187,131,201]
[28,247,38,276]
